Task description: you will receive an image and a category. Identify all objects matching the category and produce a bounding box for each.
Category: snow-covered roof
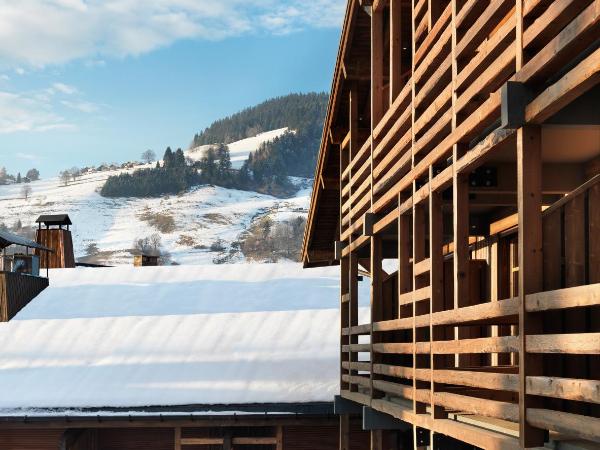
[0,263,369,417]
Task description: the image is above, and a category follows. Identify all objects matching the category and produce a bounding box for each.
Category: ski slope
[0,131,311,266]
[186,127,289,169]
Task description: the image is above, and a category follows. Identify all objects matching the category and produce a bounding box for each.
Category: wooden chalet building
[302,0,600,449]
[0,264,371,450]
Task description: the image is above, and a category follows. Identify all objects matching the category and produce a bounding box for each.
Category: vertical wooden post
[341,255,350,392]
[517,125,545,448]
[389,0,403,105]
[372,7,384,127]
[429,167,446,431]
[223,434,232,450]
[349,252,359,392]
[371,429,383,450]
[452,166,469,368]
[340,414,350,450]
[276,425,283,450]
[174,427,181,450]
[371,235,383,400]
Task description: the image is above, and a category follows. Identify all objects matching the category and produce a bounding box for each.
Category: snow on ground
[0,130,313,266]
[0,263,370,413]
[186,127,289,169]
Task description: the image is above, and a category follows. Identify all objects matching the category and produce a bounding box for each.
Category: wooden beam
[525,46,600,124]
[527,409,600,443]
[174,427,181,450]
[517,124,545,448]
[527,376,600,404]
[340,415,350,450]
[372,7,385,126]
[389,0,402,104]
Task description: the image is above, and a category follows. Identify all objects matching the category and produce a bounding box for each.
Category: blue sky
[0,0,344,177]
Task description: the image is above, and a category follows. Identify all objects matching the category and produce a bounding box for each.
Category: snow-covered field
[0,130,311,266]
[0,264,370,414]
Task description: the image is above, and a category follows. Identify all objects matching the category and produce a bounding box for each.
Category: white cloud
[61,99,98,113]
[52,82,78,95]
[14,67,25,75]
[16,152,38,160]
[0,91,76,134]
[0,0,345,68]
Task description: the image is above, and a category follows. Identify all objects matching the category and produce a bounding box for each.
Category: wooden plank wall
[0,272,49,321]
[36,228,75,268]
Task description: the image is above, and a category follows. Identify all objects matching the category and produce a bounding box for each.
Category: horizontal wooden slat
[181,438,223,445]
[342,344,371,353]
[526,283,600,312]
[526,333,600,354]
[233,437,277,445]
[342,374,371,388]
[527,408,600,443]
[526,376,600,404]
[434,392,519,422]
[431,297,518,326]
[373,342,414,354]
[372,364,415,380]
[399,286,431,305]
[373,317,413,332]
[340,389,370,406]
[433,369,519,392]
[342,361,371,372]
[432,336,519,354]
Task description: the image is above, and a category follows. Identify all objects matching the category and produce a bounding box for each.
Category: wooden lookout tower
[35,214,76,269]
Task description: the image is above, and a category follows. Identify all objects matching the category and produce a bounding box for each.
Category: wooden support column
[413,181,428,424]
[349,252,360,392]
[372,6,384,127]
[517,125,545,448]
[371,429,383,450]
[276,426,283,450]
[174,427,181,450]
[389,0,403,105]
[398,198,412,305]
[371,235,383,400]
[452,163,469,368]
[223,434,232,450]
[429,167,446,428]
[341,255,350,391]
[340,414,350,450]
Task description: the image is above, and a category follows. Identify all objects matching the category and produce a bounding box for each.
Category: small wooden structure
[302,1,600,448]
[0,229,51,321]
[35,214,75,269]
[134,254,159,267]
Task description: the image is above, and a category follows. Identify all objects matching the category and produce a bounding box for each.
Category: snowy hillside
[0,131,312,266]
[186,127,289,169]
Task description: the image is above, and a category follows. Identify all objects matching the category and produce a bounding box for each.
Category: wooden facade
[0,271,49,321]
[303,0,600,448]
[0,416,369,450]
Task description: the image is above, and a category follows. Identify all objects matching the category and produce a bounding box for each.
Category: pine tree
[163,147,174,168]
[174,148,186,168]
[16,172,21,183]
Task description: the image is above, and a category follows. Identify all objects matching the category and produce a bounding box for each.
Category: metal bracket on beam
[334,241,347,261]
[500,81,531,129]
[362,407,411,431]
[415,427,430,447]
[334,395,363,415]
[363,213,377,236]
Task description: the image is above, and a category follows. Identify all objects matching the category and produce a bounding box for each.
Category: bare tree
[21,184,32,200]
[141,149,156,164]
[59,170,71,186]
[70,166,81,181]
